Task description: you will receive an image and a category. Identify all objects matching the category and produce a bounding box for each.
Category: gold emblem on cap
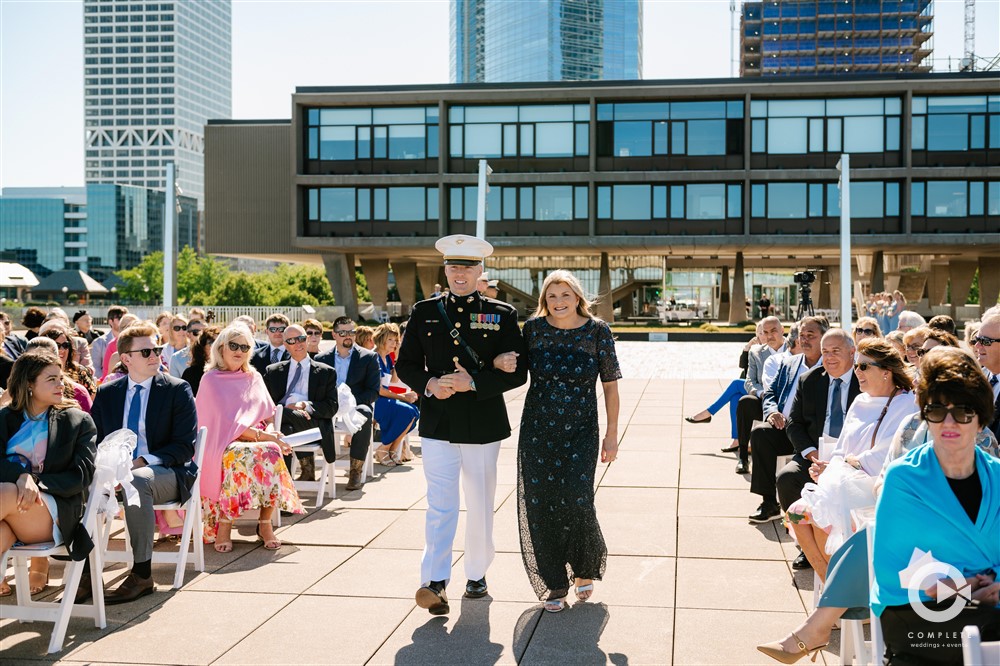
[456,238,464,244]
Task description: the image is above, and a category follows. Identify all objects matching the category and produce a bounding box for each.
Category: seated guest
[232,315,265,349]
[316,316,381,490]
[786,339,916,579]
[895,310,925,334]
[162,315,188,375]
[0,352,97,598]
[154,312,173,352]
[0,327,14,391]
[973,313,1000,439]
[100,313,141,380]
[871,346,1000,665]
[371,323,419,466]
[43,324,97,400]
[852,316,882,345]
[169,317,204,378]
[73,310,100,358]
[1,312,29,361]
[21,307,46,341]
[747,317,827,524]
[302,318,324,358]
[43,312,92,370]
[885,329,905,358]
[250,314,290,375]
[354,326,375,351]
[927,313,957,336]
[263,324,338,482]
[27,338,93,412]
[731,317,788,472]
[88,323,198,604]
[902,325,929,369]
[195,324,303,552]
[180,325,219,396]
[687,321,774,455]
[90,305,128,379]
[919,327,960,358]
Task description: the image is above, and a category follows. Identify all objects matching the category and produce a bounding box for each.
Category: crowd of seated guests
[0,305,412,602]
[750,305,1000,665]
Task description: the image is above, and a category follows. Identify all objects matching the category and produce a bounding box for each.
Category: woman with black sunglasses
[43,324,97,401]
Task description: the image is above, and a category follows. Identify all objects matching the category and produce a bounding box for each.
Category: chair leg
[192,500,205,573]
[47,559,83,653]
[315,458,328,506]
[173,509,194,589]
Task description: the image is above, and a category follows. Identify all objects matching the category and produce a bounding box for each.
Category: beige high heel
[756,632,828,664]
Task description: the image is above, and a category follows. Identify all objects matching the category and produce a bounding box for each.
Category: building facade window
[749,180,901,234]
[911,95,999,167]
[449,184,587,222]
[304,186,439,236]
[596,183,741,221]
[304,106,439,175]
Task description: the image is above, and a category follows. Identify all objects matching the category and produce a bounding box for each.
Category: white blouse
[828,390,919,476]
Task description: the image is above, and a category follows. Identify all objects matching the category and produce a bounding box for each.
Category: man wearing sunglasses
[315,316,381,490]
[88,323,198,604]
[263,324,338,483]
[974,313,1000,440]
[250,313,291,376]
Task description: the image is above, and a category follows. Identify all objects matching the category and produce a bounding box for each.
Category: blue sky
[1,0,997,189]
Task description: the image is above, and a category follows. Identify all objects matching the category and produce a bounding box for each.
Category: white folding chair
[291,425,374,505]
[101,427,207,589]
[0,473,110,653]
[963,625,1000,666]
[840,517,884,666]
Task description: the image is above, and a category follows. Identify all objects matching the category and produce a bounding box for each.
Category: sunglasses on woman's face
[854,328,877,336]
[172,325,187,332]
[57,341,73,350]
[922,403,976,424]
[854,362,882,371]
[123,346,164,359]
[227,342,251,353]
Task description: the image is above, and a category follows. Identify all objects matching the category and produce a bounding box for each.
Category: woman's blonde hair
[534,269,596,320]
[354,325,374,348]
[373,322,401,350]
[853,316,882,339]
[207,323,254,373]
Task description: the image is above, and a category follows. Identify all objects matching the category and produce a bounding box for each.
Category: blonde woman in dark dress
[494,269,621,612]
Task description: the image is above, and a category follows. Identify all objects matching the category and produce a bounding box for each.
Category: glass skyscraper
[451,0,642,83]
[83,0,232,208]
[741,0,933,77]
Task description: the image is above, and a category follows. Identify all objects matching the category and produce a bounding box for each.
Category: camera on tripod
[793,271,816,285]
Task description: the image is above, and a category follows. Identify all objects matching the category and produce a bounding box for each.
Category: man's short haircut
[799,315,830,335]
[333,315,353,329]
[927,314,956,336]
[265,313,291,327]
[821,327,855,348]
[897,311,926,330]
[118,323,159,354]
[107,305,129,320]
[233,315,256,330]
[27,337,59,354]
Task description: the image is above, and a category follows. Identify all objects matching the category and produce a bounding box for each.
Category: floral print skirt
[202,442,304,541]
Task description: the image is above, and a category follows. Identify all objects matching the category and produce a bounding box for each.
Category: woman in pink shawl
[195,324,303,552]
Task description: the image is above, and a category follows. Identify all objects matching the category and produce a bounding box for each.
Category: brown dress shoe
[345,458,365,491]
[74,573,97,604]
[415,583,449,615]
[105,572,154,605]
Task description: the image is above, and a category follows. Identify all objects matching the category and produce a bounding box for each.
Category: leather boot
[346,458,365,491]
[297,455,316,482]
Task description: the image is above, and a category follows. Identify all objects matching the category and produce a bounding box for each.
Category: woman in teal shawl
[872,347,1000,665]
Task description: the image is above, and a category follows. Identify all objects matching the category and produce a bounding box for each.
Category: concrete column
[871,251,885,293]
[417,265,442,301]
[948,259,978,320]
[816,269,830,310]
[596,252,614,322]
[927,262,949,306]
[530,268,542,298]
[359,258,389,309]
[392,261,417,315]
[321,253,358,321]
[718,264,730,323]
[729,254,746,323]
[979,257,1000,316]
[620,290,635,318]
[825,265,841,315]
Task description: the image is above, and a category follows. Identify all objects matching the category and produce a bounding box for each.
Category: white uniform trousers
[420,437,501,585]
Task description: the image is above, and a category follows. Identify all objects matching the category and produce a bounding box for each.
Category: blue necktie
[271,347,282,363]
[828,378,844,439]
[281,362,303,404]
[127,385,142,459]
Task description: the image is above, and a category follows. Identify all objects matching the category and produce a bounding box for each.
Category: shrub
[743,324,757,332]
[699,323,720,332]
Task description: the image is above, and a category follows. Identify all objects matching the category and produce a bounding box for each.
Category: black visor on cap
[443,258,481,266]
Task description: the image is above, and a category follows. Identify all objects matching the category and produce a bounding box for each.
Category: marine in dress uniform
[396,235,528,615]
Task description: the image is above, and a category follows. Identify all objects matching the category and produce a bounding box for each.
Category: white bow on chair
[93,428,141,515]
[334,383,369,434]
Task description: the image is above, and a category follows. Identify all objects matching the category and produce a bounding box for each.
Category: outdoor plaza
[2,341,862,664]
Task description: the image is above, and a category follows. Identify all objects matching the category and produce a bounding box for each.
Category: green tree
[175,246,231,305]
[355,267,371,302]
[269,264,334,305]
[210,272,267,306]
[115,251,164,303]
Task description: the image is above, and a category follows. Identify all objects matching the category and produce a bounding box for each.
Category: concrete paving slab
[332,466,429,509]
[520,603,674,665]
[215,595,414,666]
[186,544,357,594]
[673,608,814,665]
[599,451,680,488]
[677,517,787,561]
[65,590,295,665]
[409,484,514,512]
[368,509,465,552]
[369,599,541,665]
[275,508,407,547]
[596,555,675,608]
[675,558,805,613]
[678,453,754,490]
[306,548,421,599]
[595,486,678,515]
[677,488,763,518]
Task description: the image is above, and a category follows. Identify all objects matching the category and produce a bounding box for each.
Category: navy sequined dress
[517,316,622,601]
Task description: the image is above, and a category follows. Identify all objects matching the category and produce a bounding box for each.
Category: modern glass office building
[83,0,232,208]
[451,0,642,83]
[741,0,933,77]
[205,73,1000,320]
[0,185,197,282]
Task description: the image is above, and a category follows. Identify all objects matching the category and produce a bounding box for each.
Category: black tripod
[796,285,815,320]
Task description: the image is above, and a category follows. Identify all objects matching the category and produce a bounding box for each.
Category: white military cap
[487,279,499,288]
[435,234,493,266]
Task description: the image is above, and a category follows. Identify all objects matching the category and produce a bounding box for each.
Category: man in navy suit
[263,324,338,483]
[87,323,197,604]
[250,313,290,375]
[316,316,380,490]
